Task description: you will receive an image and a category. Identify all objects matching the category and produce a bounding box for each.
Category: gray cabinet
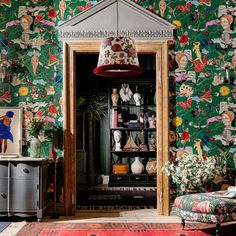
[0,158,47,221]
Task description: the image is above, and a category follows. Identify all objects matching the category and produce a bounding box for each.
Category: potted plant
[77,94,107,185]
[162,154,226,194]
[28,118,46,158]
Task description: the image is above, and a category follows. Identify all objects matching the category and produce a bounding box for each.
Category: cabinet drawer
[147,174,157,182]
[10,179,38,211]
[0,163,8,178]
[0,179,8,210]
[129,174,146,182]
[10,163,39,179]
[111,174,129,183]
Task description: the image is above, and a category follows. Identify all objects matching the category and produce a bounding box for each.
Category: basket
[112,163,129,174]
[146,161,157,174]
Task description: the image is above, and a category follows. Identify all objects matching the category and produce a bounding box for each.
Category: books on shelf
[110,108,118,128]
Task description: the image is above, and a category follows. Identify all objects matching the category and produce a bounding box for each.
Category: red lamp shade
[94,37,143,77]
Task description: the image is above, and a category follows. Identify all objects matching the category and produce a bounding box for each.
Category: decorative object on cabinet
[113,130,122,151]
[0,107,22,157]
[112,163,129,174]
[148,133,156,151]
[93,37,143,77]
[108,80,157,187]
[139,130,148,151]
[139,109,156,128]
[131,156,144,174]
[146,161,157,174]
[111,88,119,107]
[133,92,141,106]
[148,115,156,128]
[133,86,141,106]
[0,157,47,221]
[119,83,133,104]
[126,120,143,129]
[123,135,139,151]
[28,118,47,158]
[29,137,41,158]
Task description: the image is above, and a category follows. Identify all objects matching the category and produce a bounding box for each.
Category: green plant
[162,154,226,193]
[77,94,107,185]
[77,95,107,120]
[28,118,47,138]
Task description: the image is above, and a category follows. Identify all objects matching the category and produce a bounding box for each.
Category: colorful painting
[0,107,22,156]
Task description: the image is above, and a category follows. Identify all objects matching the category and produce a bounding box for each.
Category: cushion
[174,192,236,224]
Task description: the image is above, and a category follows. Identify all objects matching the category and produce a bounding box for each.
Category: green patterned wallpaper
[0,0,236,197]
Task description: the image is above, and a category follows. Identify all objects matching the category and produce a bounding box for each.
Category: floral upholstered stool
[174,192,236,235]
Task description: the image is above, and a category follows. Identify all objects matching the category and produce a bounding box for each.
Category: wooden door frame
[62,40,170,216]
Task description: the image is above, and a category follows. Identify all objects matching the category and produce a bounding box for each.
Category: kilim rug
[0,222,11,233]
[16,222,236,236]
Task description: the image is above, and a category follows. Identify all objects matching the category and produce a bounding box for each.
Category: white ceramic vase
[30,137,41,158]
[131,156,144,174]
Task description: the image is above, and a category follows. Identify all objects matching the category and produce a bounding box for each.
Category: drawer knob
[117,177,122,180]
[135,177,140,180]
[1,193,7,199]
[23,168,30,174]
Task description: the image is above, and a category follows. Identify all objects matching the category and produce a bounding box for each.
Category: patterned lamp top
[94,37,143,77]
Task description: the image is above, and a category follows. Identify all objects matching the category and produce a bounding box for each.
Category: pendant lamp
[94,37,143,77]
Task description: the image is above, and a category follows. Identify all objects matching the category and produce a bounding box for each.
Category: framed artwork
[0,107,22,157]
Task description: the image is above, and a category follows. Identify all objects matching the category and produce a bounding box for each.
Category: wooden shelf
[111,151,156,156]
[109,78,156,188]
[110,128,156,131]
[110,104,156,108]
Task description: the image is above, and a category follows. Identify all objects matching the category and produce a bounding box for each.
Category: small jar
[146,161,157,174]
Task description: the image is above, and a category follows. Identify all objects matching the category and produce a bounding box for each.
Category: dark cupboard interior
[75,53,157,209]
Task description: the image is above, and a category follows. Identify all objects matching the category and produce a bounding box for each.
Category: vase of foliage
[28,118,46,158]
[162,154,226,194]
[30,136,41,158]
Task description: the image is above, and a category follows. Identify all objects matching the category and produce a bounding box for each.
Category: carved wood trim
[63,40,170,216]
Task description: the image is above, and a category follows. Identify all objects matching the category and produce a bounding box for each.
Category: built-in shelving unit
[108,74,157,187]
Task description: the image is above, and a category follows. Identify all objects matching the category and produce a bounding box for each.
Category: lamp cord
[116,1,118,37]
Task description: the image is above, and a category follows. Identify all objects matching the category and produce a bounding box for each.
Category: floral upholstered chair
[174,192,236,235]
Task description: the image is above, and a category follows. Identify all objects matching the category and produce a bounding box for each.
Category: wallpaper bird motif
[0,0,236,201]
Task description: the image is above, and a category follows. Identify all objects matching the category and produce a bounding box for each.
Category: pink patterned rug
[16,222,236,236]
